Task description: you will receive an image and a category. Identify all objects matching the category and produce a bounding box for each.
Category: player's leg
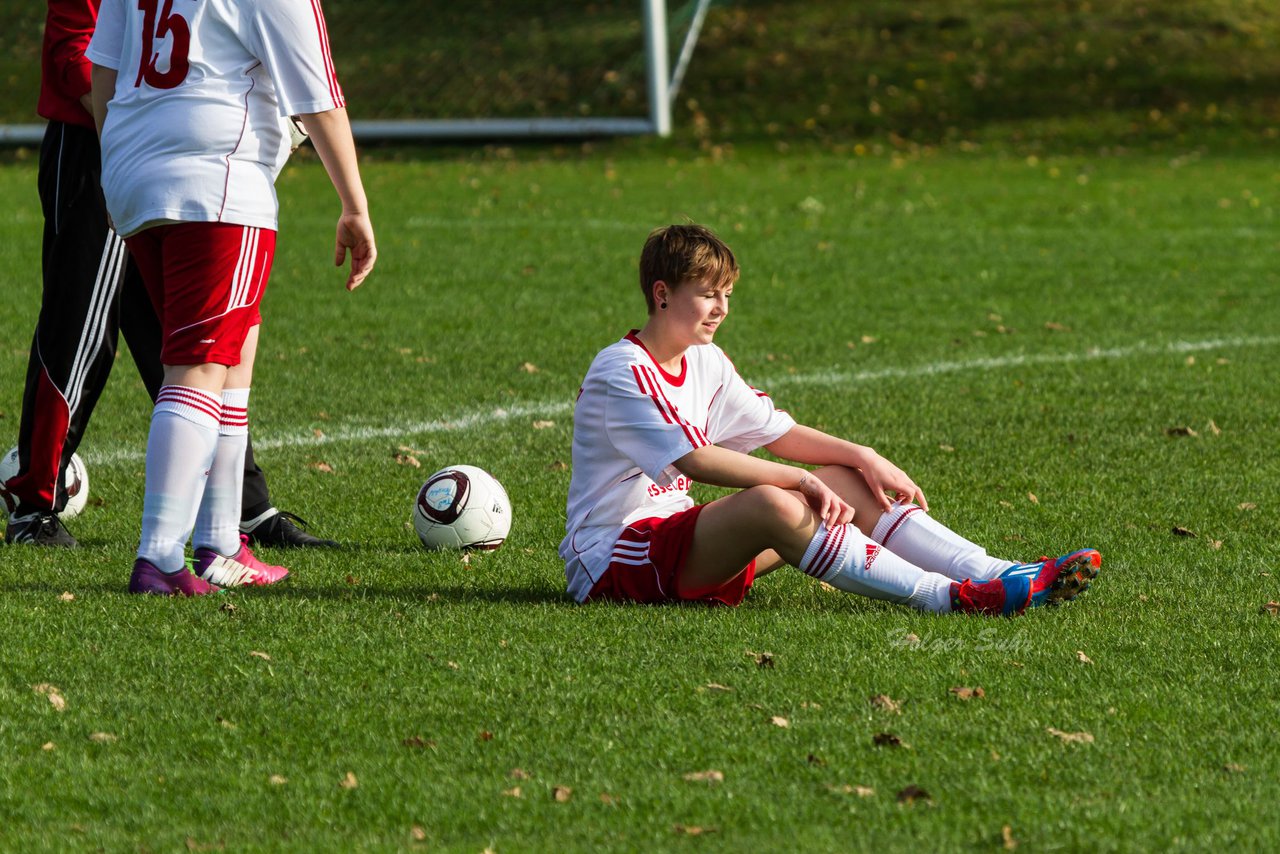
[810,465,1017,582]
[6,123,125,547]
[678,485,956,612]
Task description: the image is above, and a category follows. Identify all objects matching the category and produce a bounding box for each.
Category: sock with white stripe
[193,388,250,556]
[871,502,1015,582]
[138,386,221,572]
[797,523,953,613]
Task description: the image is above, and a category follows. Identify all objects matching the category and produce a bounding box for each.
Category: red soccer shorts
[586,504,757,607]
[125,222,275,366]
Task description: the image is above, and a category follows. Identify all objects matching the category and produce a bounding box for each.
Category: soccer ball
[0,446,89,520]
[413,465,511,551]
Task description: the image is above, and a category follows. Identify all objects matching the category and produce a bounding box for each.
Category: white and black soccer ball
[413,465,511,551]
[0,446,89,520]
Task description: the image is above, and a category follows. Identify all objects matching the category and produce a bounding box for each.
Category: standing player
[4,0,338,550]
[87,0,375,594]
[561,224,1100,615]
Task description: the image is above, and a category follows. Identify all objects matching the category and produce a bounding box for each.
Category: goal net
[0,0,716,144]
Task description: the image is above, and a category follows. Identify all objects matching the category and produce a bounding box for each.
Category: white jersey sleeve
[605,362,710,488]
[85,0,125,70]
[706,354,795,453]
[245,0,345,116]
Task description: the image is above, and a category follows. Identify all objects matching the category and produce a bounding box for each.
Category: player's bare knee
[740,484,808,529]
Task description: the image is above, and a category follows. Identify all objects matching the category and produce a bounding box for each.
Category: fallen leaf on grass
[520,362,540,373]
[551,786,572,803]
[509,768,531,779]
[1165,426,1198,437]
[938,444,955,453]
[673,825,717,836]
[745,650,775,668]
[807,753,826,766]
[308,461,334,473]
[1223,763,1247,774]
[870,694,901,714]
[184,837,224,852]
[1260,602,1280,617]
[683,770,724,783]
[88,732,117,743]
[1238,503,1257,511]
[32,684,66,712]
[1076,650,1094,665]
[546,460,568,471]
[1208,419,1222,435]
[410,826,426,842]
[1171,526,1197,538]
[269,775,288,785]
[828,784,875,797]
[42,742,55,751]
[394,454,421,468]
[1044,321,1070,332]
[249,651,271,661]
[58,592,75,602]
[896,785,931,804]
[339,772,358,789]
[402,736,436,750]
[531,420,556,430]
[1002,824,1018,849]
[770,716,790,728]
[1046,727,1094,744]
[478,730,493,742]
[949,686,985,700]
[873,732,905,748]
[701,683,734,693]
[502,786,522,798]
[1027,492,1039,505]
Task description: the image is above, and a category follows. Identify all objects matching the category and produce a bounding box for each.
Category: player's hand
[797,471,855,528]
[335,211,376,290]
[858,451,928,513]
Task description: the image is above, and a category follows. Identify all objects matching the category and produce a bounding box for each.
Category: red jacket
[38,0,99,128]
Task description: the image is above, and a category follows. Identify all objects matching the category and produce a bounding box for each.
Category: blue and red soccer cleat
[952,548,1101,616]
[128,558,221,596]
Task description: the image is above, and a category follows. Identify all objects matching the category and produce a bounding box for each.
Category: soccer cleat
[242,510,338,549]
[194,535,290,587]
[954,548,1101,616]
[129,559,220,596]
[5,510,78,547]
[1001,548,1101,606]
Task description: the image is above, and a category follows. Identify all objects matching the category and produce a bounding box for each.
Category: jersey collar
[625,330,687,386]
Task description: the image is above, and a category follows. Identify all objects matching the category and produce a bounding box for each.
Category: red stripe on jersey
[309,0,345,107]
[631,364,673,425]
[635,365,708,449]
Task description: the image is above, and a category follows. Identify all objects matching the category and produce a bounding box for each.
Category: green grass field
[1,141,1278,851]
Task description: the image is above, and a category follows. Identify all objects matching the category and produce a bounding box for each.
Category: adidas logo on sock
[865,543,881,571]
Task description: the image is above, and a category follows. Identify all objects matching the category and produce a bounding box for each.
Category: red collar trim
[625,330,687,386]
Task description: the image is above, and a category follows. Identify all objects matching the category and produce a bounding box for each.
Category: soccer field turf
[1,143,1277,851]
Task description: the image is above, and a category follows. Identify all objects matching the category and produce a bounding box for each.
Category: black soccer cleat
[242,510,338,549]
[5,510,79,548]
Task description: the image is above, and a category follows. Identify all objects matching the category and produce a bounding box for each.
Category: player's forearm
[674,444,807,491]
[89,65,116,136]
[765,425,878,470]
[299,108,368,214]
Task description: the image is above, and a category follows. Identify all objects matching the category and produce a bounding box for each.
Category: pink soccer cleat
[193,535,290,587]
[129,558,221,596]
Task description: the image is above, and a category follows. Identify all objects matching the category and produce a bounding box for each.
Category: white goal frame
[0,0,711,145]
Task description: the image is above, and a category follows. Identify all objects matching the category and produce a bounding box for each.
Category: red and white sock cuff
[798,522,852,581]
[871,500,924,547]
[154,385,221,430]
[220,388,250,436]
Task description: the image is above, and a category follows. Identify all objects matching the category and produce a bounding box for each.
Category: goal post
[0,1,715,145]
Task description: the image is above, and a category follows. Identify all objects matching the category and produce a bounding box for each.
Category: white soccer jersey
[87,0,345,236]
[560,332,796,601]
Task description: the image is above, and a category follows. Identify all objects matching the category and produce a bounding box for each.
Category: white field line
[83,334,1280,467]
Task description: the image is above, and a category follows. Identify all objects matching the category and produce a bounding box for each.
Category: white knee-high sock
[797,523,953,613]
[138,386,221,572]
[871,502,1015,582]
[193,388,249,556]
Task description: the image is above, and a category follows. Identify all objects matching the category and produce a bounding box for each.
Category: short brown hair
[638,224,739,313]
